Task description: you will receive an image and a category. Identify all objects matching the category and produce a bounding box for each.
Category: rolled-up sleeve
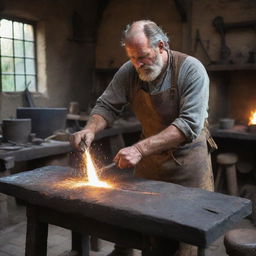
[171,57,209,142]
[90,62,131,126]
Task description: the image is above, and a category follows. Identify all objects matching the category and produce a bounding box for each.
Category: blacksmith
[70,20,216,256]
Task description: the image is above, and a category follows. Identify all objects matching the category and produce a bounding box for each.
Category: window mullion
[22,23,27,89]
[33,25,37,91]
[0,30,2,92]
[12,21,16,91]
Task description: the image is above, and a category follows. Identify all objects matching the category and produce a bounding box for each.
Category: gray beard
[137,51,164,82]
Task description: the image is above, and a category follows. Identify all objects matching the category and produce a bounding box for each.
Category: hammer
[99,162,117,172]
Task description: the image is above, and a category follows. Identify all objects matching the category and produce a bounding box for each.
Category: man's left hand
[114,145,143,169]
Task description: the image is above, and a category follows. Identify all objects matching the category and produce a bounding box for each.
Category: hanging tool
[194,29,214,64]
[212,16,231,63]
[24,81,35,107]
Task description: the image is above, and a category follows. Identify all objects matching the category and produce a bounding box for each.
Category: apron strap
[170,50,188,99]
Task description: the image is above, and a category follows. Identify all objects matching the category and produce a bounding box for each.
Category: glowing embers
[248,110,256,126]
[80,149,111,188]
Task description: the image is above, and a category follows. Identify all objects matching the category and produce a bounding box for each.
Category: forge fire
[248,110,256,126]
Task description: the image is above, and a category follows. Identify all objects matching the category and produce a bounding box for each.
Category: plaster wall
[0,0,94,120]
[96,0,183,69]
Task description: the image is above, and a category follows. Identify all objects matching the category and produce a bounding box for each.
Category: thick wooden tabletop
[0,166,251,247]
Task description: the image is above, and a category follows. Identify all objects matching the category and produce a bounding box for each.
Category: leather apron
[130,50,214,192]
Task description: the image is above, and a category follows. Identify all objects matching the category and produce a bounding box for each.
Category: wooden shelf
[211,125,256,141]
[207,63,256,71]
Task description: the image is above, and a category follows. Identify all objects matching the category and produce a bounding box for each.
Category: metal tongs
[79,138,88,152]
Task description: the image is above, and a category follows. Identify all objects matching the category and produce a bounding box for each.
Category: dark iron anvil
[0,166,251,256]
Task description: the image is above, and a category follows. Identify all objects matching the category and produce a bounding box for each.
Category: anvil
[0,166,251,256]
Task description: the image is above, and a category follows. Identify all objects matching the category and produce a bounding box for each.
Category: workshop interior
[0,0,255,256]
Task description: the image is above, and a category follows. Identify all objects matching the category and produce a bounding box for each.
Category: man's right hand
[69,129,95,151]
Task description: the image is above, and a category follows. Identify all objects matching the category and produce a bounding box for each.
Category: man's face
[125,39,164,82]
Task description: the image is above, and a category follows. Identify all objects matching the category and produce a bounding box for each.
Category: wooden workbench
[0,166,251,256]
[0,119,141,170]
[0,140,72,163]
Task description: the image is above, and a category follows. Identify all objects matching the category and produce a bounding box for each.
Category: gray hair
[121,20,170,49]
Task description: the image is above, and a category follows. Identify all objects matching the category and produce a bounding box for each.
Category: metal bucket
[2,119,31,143]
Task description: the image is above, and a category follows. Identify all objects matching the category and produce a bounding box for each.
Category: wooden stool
[215,153,238,195]
[240,184,256,226]
[224,228,256,256]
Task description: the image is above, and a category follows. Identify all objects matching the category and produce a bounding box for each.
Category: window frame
[0,15,38,93]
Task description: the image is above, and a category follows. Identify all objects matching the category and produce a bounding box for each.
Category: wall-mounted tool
[212,16,256,63]
[195,29,215,64]
[212,16,231,62]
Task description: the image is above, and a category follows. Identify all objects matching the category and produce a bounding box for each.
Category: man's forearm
[134,125,186,156]
[84,114,108,133]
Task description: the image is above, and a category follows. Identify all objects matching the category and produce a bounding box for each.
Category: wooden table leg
[72,231,82,253]
[141,236,178,256]
[25,205,48,256]
[81,234,90,256]
[71,232,90,256]
[198,247,206,256]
